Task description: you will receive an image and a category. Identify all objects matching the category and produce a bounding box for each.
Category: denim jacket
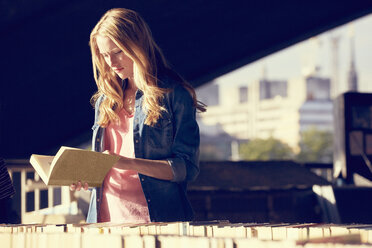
[86,75,200,223]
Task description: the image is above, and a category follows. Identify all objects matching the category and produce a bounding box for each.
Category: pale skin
[70,36,173,191]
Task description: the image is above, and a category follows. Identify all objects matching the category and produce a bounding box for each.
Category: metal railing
[6,159,84,224]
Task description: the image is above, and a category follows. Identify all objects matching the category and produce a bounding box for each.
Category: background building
[197,71,333,155]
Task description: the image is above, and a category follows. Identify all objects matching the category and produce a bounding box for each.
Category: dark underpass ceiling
[1,0,372,158]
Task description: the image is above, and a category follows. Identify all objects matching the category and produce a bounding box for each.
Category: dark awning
[1,0,372,158]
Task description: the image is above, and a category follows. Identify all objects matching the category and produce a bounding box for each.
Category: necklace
[121,78,137,115]
[123,90,136,115]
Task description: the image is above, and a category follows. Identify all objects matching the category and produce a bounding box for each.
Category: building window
[259,79,287,100]
[196,82,219,106]
[306,76,331,101]
[239,86,248,103]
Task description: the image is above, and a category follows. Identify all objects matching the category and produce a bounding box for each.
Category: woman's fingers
[83,182,89,190]
[76,181,82,191]
[70,181,89,191]
[70,183,76,191]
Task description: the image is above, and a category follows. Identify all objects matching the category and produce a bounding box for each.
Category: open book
[29,146,120,187]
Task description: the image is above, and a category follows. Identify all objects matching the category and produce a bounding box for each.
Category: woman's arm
[113,156,173,180]
[165,84,200,183]
[70,155,173,191]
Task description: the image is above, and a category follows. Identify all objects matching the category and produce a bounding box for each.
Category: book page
[29,155,54,185]
[48,147,120,187]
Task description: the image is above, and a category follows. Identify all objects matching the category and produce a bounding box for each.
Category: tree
[296,127,333,163]
[239,137,294,160]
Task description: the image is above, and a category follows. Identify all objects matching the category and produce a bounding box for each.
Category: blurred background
[1,0,372,225]
[197,14,372,163]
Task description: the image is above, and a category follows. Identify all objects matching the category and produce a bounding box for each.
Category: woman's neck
[126,77,137,91]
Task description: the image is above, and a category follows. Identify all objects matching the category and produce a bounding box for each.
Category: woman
[70,8,205,223]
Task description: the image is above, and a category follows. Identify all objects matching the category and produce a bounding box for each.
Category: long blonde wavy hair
[90,8,205,127]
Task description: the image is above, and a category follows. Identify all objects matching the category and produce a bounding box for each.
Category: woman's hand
[103,150,114,155]
[69,181,89,191]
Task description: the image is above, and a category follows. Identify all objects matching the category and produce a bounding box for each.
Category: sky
[214,13,372,93]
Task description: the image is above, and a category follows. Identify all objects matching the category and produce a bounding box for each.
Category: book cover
[30,147,120,187]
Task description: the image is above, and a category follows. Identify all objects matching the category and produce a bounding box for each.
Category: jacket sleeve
[166,84,200,183]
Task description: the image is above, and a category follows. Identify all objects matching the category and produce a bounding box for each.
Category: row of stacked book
[1,221,372,248]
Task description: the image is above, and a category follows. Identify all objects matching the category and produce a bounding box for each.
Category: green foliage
[239,137,294,160]
[202,127,333,162]
[297,127,333,163]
